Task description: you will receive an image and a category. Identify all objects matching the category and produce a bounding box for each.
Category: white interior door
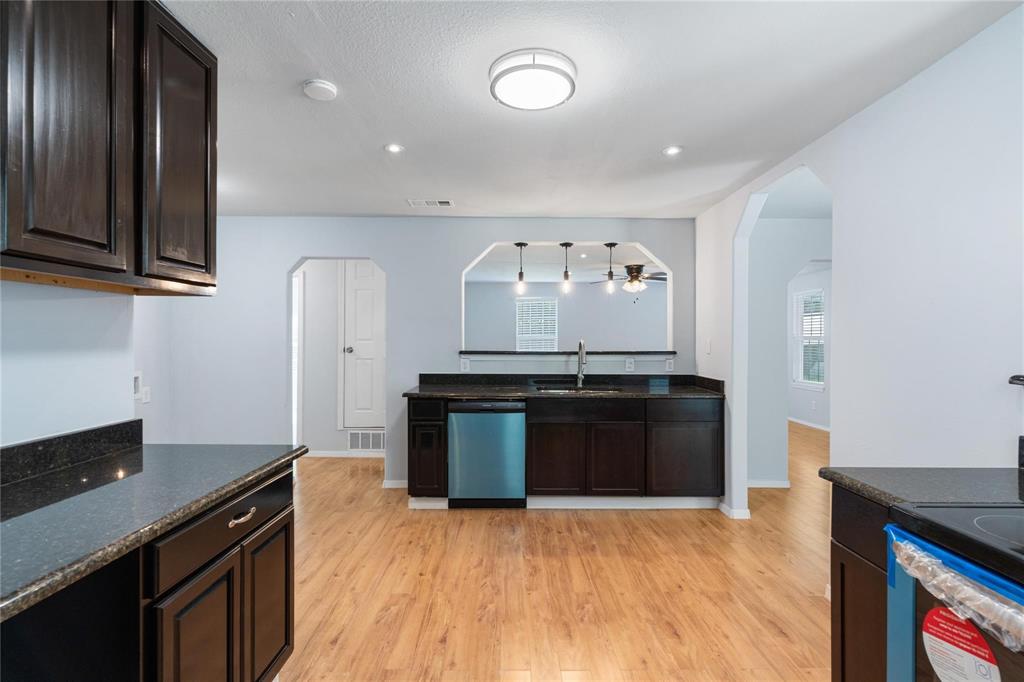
[340,260,386,429]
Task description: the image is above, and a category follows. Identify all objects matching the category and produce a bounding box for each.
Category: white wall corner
[382,479,408,489]
[717,502,752,519]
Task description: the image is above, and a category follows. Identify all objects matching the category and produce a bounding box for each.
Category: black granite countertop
[0,442,306,621]
[403,384,723,399]
[404,373,725,400]
[819,467,1023,507]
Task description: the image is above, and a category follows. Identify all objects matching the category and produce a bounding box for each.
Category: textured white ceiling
[167,1,1013,218]
[466,242,658,282]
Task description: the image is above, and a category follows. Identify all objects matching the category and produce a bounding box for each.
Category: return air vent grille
[348,431,385,451]
[406,199,454,208]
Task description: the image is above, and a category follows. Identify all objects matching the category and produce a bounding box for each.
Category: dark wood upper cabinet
[154,546,242,682]
[646,420,723,496]
[242,509,295,682]
[587,422,645,495]
[140,2,217,286]
[527,422,587,495]
[2,0,133,271]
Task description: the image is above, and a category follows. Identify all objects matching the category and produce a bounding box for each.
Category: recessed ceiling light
[489,48,576,111]
[384,143,405,154]
[579,253,587,258]
[302,79,338,101]
[662,145,684,157]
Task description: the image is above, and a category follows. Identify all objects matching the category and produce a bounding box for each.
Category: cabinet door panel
[3,0,131,270]
[587,422,644,495]
[830,541,886,682]
[141,2,216,285]
[527,423,586,495]
[243,509,294,682]
[409,422,446,496]
[646,421,723,496]
[154,546,242,682]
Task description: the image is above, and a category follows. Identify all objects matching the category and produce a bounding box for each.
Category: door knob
[344,346,354,353]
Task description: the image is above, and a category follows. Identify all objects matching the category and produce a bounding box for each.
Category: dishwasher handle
[447,400,526,413]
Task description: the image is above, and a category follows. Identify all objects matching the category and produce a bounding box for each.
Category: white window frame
[515,297,558,351]
[792,288,826,392]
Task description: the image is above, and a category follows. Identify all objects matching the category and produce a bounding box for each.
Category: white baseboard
[788,418,830,432]
[527,496,720,510]
[307,450,384,458]
[717,502,752,519]
[382,479,408,489]
[409,497,448,509]
[748,479,791,488]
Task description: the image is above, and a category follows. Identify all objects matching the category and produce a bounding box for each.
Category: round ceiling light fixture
[302,79,338,101]
[489,48,576,111]
[662,145,684,157]
[383,143,405,154]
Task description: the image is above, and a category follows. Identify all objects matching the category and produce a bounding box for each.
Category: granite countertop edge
[402,386,725,399]
[818,467,906,506]
[0,445,308,622]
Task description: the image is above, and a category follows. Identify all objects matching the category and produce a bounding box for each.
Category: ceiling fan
[590,263,668,292]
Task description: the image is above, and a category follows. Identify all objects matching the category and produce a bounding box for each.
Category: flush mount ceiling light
[383,143,405,154]
[302,79,338,101]
[514,242,528,295]
[559,242,574,293]
[489,48,576,111]
[662,145,684,157]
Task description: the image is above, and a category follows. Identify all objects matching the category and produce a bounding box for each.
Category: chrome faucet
[577,339,587,387]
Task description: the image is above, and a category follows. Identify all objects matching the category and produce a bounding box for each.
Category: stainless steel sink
[534,386,623,393]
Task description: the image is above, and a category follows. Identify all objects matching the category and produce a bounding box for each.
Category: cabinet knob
[344,346,354,353]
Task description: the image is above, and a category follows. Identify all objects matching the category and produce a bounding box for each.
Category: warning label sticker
[922,607,1001,682]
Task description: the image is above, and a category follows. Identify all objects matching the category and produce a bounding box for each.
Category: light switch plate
[133,371,143,399]
[665,358,674,372]
[460,358,471,372]
[141,387,151,404]
[625,357,635,372]
[705,339,712,355]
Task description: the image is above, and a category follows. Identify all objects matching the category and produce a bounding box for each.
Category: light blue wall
[1,282,135,445]
[465,281,669,351]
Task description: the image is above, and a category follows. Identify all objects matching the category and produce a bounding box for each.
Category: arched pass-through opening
[729,166,833,517]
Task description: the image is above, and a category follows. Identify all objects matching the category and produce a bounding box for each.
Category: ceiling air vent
[406,199,454,208]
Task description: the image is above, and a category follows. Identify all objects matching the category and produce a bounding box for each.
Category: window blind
[516,297,558,351]
[795,290,825,384]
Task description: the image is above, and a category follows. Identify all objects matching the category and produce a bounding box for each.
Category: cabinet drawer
[646,399,722,422]
[831,486,889,571]
[147,469,293,597]
[409,399,446,421]
[527,398,644,423]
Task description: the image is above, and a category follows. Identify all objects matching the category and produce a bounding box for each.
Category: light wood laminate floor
[281,422,831,681]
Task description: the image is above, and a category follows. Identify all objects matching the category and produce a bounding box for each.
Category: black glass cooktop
[890,503,1024,584]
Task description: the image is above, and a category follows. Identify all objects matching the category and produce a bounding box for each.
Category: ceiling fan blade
[641,272,668,279]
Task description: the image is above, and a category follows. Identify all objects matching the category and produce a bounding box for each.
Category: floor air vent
[348,431,385,451]
[406,199,453,208]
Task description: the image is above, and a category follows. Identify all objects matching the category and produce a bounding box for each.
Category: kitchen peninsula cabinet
[1,0,217,296]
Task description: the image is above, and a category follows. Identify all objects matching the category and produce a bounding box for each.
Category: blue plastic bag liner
[885,523,1024,676]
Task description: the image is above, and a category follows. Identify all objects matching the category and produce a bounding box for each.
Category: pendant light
[603,242,618,294]
[514,242,528,295]
[559,242,573,293]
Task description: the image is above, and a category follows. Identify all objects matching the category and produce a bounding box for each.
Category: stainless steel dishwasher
[446,400,526,508]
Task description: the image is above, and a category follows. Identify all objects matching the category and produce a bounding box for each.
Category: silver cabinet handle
[228,506,256,528]
[344,346,354,353]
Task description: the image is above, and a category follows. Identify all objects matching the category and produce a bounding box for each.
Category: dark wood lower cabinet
[646,421,723,496]
[409,422,446,496]
[154,546,242,682]
[830,540,887,682]
[527,422,587,494]
[587,422,645,495]
[242,509,295,682]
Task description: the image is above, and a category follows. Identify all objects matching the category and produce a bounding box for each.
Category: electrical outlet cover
[460,358,471,372]
[141,387,152,404]
[625,357,635,372]
[665,358,674,372]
